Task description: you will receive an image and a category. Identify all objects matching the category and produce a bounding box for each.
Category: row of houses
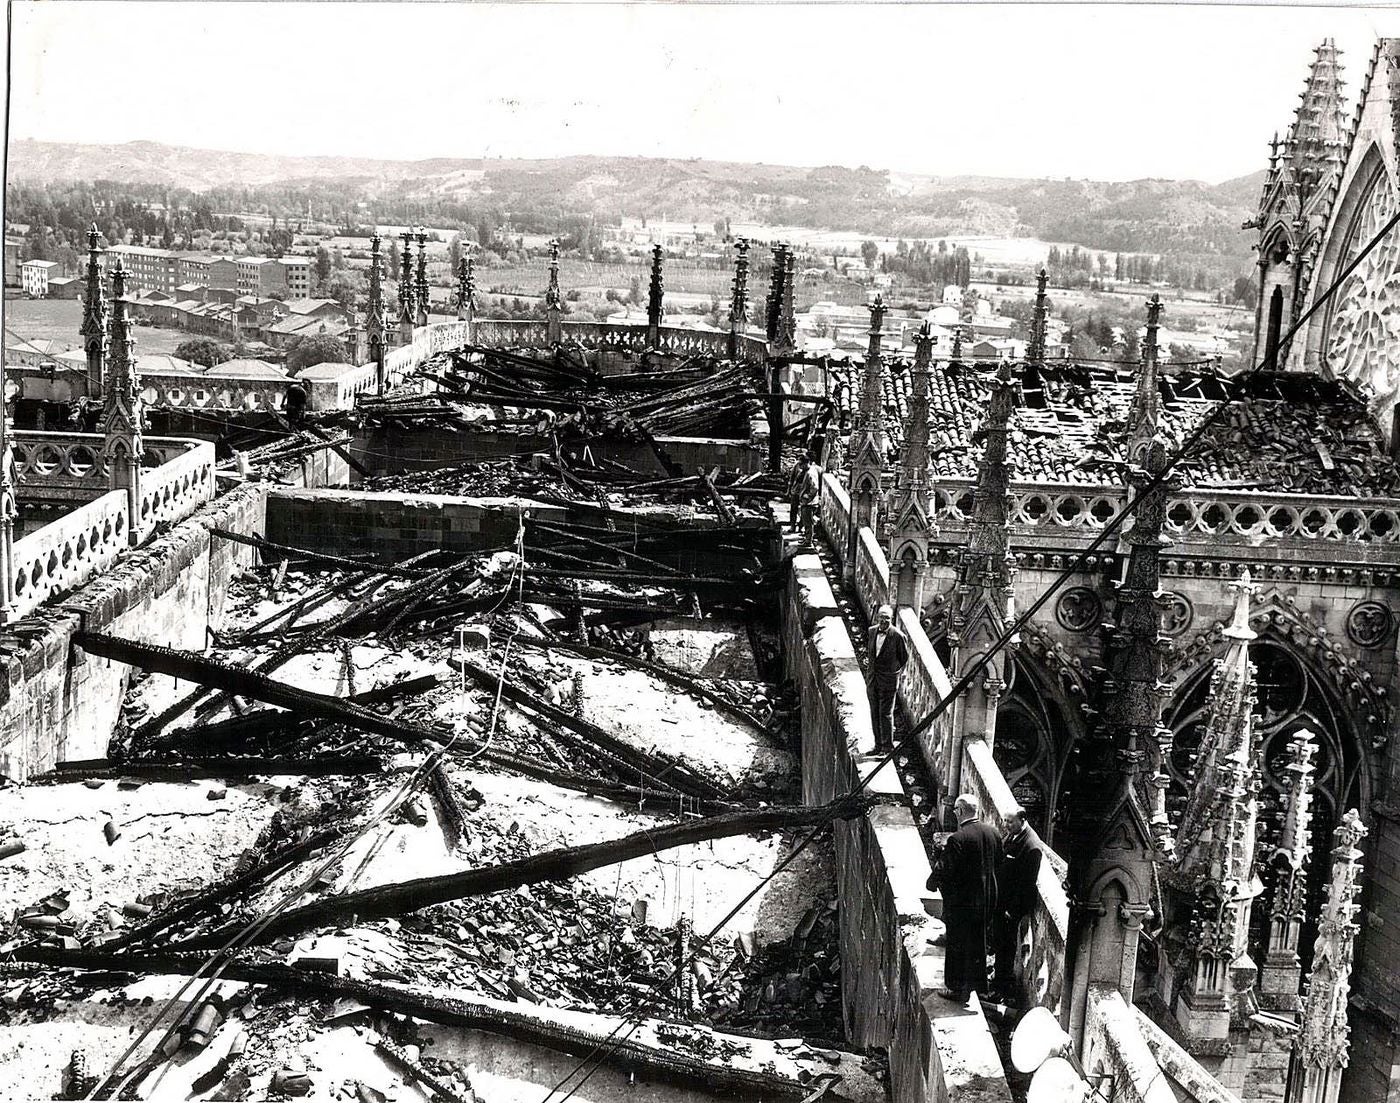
[123,286,351,350]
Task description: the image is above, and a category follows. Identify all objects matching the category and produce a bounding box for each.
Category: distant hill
[7,139,1265,270]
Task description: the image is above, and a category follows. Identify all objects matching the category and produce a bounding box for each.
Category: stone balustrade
[1083,987,1183,1103]
[304,363,378,413]
[9,489,131,618]
[12,433,208,505]
[3,438,216,622]
[136,439,216,533]
[930,475,1400,548]
[140,372,287,413]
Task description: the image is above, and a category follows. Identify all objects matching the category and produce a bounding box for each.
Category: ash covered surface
[0,523,875,1100]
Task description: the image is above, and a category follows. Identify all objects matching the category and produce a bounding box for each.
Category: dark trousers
[993,910,1025,995]
[944,904,991,997]
[869,673,897,750]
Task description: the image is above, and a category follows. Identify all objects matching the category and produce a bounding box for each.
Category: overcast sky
[6,2,1397,182]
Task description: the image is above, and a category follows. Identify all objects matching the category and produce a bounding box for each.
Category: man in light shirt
[866,603,908,753]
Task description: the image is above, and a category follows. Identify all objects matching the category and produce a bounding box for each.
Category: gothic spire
[398,229,416,330]
[456,252,476,322]
[775,248,797,352]
[545,238,563,311]
[898,324,933,495]
[646,244,665,339]
[1026,268,1049,365]
[102,259,144,544]
[765,243,786,343]
[414,229,430,327]
[80,223,107,398]
[1290,39,1347,156]
[728,238,750,330]
[1296,809,1367,1101]
[1128,294,1163,461]
[1261,729,1318,1012]
[886,324,936,610]
[844,295,890,566]
[953,360,1017,631]
[366,233,388,388]
[1171,574,1264,1023]
[857,295,887,432]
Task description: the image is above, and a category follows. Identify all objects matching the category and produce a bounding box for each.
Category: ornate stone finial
[951,323,964,363]
[1027,267,1050,365]
[1224,568,1260,640]
[1297,809,1368,1083]
[102,259,144,544]
[414,229,430,327]
[81,222,108,398]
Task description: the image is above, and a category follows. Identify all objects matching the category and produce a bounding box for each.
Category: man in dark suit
[993,805,1046,1001]
[931,793,1000,1002]
[866,604,909,753]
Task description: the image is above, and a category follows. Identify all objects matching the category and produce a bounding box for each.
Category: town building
[20,259,58,298]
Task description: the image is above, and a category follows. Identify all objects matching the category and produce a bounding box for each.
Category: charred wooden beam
[455,656,724,801]
[11,952,817,1100]
[104,827,347,951]
[76,633,453,749]
[176,795,881,947]
[208,529,437,578]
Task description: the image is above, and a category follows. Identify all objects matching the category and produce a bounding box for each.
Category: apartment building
[107,245,181,293]
[109,246,311,300]
[20,259,58,298]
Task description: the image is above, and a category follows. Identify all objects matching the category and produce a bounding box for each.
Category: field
[6,297,191,356]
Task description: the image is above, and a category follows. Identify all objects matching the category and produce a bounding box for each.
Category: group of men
[934,795,1046,1004]
[784,457,1045,1005]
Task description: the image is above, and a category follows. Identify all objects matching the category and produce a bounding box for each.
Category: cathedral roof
[830,359,1400,496]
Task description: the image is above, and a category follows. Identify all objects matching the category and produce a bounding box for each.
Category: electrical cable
[536,202,1400,1103]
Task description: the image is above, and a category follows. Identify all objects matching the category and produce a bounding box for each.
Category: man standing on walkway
[993,805,1046,1002]
[796,455,821,546]
[932,793,1000,1003]
[866,603,908,753]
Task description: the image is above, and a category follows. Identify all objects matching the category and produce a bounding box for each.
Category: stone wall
[783,552,1010,1103]
[0,483,267,782]
[266,489,571,562]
